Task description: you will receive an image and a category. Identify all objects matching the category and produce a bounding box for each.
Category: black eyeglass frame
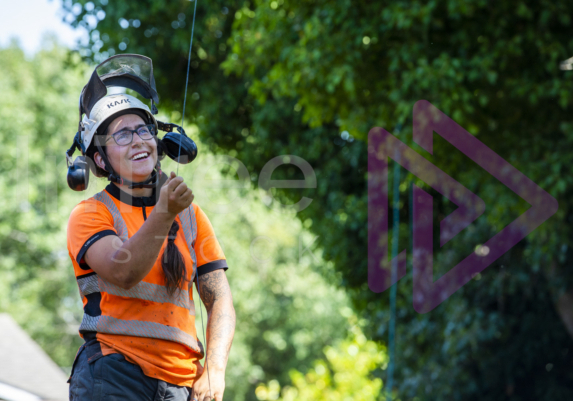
[105,124,157,146]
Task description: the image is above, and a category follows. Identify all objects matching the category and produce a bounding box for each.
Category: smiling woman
[65,55,235,401]
[89,112,159,184]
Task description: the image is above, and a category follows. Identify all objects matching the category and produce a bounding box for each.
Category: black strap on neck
[109,168,163,189]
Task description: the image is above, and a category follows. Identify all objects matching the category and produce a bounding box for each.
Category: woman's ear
[94,152,107,171]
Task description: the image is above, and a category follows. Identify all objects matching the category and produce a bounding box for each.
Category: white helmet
[81,93,157,152]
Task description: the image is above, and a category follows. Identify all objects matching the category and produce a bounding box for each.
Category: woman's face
[96,114,158,183]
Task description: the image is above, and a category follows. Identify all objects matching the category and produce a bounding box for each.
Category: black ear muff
[67,156,90,191]
[162,132,198,164]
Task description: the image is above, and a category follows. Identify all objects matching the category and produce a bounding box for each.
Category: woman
[66,58,235,401]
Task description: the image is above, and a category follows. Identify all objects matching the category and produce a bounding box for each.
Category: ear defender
[162,132,198,164]
[156,122,198,164]
[66,131,91,191]
[67,156,90,191]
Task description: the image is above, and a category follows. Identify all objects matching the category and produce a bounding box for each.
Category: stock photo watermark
[368,100,559,313]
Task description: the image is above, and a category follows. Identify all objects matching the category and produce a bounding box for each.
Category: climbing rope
[386,153,400,401]
[178,0,198,176]
[177,1,212,399]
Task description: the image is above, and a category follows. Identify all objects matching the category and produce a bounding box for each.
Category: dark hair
[162,220,188,295]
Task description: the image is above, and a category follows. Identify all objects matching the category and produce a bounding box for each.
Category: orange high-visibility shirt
[67,183,227,387]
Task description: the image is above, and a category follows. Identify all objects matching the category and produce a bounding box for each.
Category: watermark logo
[368,100,558,313]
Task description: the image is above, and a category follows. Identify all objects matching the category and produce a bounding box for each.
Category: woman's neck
[112,182,153,198]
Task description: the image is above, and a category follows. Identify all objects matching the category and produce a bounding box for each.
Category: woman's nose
[131,132,145,145]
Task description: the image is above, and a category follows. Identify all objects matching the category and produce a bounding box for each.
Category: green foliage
[254,320,386,401]
[0,40,88,368]
[62,0,573,399]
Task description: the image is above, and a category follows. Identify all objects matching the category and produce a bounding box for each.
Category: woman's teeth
[132,153,149,160]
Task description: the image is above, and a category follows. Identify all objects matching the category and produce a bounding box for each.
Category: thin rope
[180,1,211,398]
[178,0,198,176]
[195,274,213,400]
[386,150,400,401]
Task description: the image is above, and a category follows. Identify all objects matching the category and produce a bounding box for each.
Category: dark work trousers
[68,339,192,401]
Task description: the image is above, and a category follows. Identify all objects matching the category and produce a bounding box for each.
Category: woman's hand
[157,171,194,217]
[191,368,226,401]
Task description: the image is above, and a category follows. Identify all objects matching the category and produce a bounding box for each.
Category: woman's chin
[128,168,156,183]
[117,159,157,184]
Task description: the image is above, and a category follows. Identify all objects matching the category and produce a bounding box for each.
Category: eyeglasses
[105,124,156,146]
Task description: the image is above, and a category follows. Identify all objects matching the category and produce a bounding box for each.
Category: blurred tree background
[0,41,87,367]
[2,0,573,399]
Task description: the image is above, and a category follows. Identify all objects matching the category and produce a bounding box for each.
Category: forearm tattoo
[197,269,231,311]
[197,269,236,370]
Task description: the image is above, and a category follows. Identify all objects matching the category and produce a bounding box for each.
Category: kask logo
[368,100,558,313]
[107,98,131,108]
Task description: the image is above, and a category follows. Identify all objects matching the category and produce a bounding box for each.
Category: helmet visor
[80,54,159,117]
[96,54,155,91]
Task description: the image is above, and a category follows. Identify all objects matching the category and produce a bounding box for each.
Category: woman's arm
[193,269,236,401]
[85,174,193,289]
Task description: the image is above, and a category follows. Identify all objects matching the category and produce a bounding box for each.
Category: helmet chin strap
[96,141,164,190]
[109,168,163,189]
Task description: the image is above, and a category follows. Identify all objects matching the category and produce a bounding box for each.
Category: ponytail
[161,220,187,295]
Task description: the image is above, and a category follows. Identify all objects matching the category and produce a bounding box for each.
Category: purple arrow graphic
[368,129,485,292]
[368,100,559,313]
